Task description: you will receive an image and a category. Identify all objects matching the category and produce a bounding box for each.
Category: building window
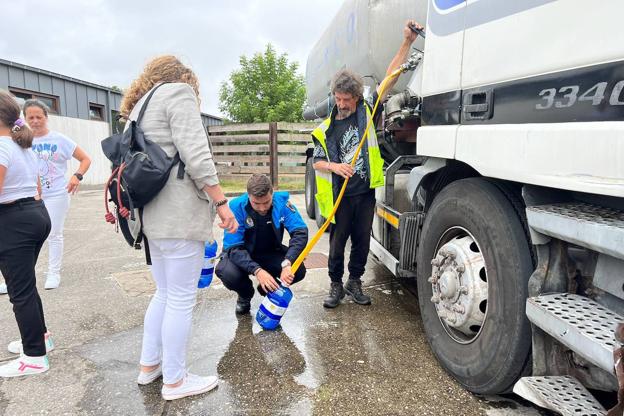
[9,88,59,114]
[89,103,105,121]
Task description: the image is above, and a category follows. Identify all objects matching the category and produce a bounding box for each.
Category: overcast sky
[0,0,343,116]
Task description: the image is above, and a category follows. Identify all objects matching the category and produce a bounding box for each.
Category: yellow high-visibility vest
[311,104,384,221]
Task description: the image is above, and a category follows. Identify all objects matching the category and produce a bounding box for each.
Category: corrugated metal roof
[0,58,123,95]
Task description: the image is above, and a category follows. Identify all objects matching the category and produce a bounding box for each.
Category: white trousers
[139,238,203,384]
[43,193,70,277]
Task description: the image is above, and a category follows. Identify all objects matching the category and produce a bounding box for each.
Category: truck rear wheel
[314,191,326,230]
[416,178,533,394]
[305,158,316,219]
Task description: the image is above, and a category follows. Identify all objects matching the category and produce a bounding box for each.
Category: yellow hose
[291,68,403,273]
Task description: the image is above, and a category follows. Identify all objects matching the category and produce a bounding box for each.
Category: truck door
[417,0,467,158]
[456,0,624,197]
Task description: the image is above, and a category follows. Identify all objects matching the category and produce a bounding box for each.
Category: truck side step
[513,376,606,415]
[526,293,621,374]
[526,203,624,260]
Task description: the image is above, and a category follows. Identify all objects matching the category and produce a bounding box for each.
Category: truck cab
[303,0,624,412]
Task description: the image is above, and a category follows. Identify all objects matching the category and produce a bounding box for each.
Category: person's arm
[284,227,308,265]
[228,246,261,276]
[376,19,423,102]
[279,200,309,285]
[279,225,308,286]
[226,245,279,292]
[0,165,6,194]
[313,159,353,179]
[67,146,91,194]
[202,183,237,233]
[165,83,237,233]
[0,143,10,195]
[311,135,353,178]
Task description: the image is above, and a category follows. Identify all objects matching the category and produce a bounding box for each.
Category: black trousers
[216,249,306,300]
[328,191,375,283]
[0,199,51,357]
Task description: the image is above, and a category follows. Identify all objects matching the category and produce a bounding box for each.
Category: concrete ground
[0,191,546,415]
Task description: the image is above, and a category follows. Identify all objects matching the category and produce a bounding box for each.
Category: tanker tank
[303,0,427,120]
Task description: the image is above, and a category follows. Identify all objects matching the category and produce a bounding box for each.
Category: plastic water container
[198,240,218,289]
[256,285,293,330]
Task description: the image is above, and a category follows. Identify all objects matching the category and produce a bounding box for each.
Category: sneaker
[323,282,345,308]
[137,364,162,385]
[161,373,218,401]
[8,332,55,355]
[44,274,60,290]
[235,296,251,315]
[0,354,49,378]
[344,279,371,305]
[0,283,7,295]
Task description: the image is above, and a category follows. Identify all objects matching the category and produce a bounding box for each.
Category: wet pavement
[0,191,546,415]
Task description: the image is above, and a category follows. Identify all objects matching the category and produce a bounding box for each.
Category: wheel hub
[439,270,458,301]
[428,232,489,342]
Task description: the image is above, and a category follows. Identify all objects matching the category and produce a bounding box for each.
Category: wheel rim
[428,226,489,344]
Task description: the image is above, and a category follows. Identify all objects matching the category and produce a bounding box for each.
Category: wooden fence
[207,122,316,187]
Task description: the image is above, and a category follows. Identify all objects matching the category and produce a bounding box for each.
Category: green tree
[219,44,306,123]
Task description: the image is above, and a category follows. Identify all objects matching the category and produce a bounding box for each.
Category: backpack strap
[138,207,152,265]
[136,82,169,125]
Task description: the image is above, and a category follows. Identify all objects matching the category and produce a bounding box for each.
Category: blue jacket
[223,191,308,274]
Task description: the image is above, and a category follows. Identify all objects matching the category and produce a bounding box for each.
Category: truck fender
[407,157,447,206]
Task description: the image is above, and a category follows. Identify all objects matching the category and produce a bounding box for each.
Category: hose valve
[400,52,423,73]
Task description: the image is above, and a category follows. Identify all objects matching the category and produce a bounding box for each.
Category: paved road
[0,191,546,415]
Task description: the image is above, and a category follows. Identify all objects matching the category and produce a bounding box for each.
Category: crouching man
[216,174,309,314]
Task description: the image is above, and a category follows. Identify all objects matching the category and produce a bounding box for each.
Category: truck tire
[416,178,533,394]
[314,191,326,230]
[305,158,316,219]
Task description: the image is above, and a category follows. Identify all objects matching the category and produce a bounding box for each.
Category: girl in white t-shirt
[23,100,91,290]
[0,90,53,377]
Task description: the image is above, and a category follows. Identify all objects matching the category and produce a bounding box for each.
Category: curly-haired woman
[121,55,237,401]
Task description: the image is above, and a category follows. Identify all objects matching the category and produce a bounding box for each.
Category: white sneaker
[44,274,60,290]
[161,373,218,401]
[0,354,49,378]
[0,283,7,295]
[137,365,162,385]
[8,332,55,355]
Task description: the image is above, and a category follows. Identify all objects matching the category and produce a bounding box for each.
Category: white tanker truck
[303,0,624,413]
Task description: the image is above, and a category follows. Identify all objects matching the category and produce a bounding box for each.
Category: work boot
[344,279,371,305]
[323,282,345,308]
[235,296,251,315]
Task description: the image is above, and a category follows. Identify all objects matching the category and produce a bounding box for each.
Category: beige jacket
[127,82,219,242]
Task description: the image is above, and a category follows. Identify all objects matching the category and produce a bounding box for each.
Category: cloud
[0,0,342,116]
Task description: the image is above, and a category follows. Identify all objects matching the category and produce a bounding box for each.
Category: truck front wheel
[305,158,316,219]
[416,178,533,394]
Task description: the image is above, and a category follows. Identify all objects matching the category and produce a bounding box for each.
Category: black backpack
[101,83,185,263]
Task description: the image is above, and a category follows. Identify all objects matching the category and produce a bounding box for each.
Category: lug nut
[431,295,440,304]
[457,264,465,273]
[453,305,465,314]
[428,276,438,284]
[459,286,469,295]
[446,315,457,324]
